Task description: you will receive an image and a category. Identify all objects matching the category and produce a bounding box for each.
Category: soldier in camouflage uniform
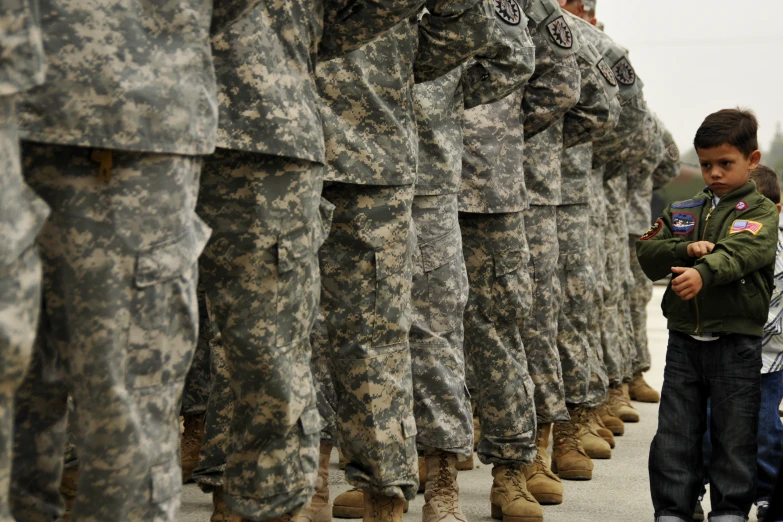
[0,2,48,520]
[6,1,250,520]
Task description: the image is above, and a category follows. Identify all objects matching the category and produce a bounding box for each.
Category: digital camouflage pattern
[0,0,46,96]
[310,314,338,446]
[410,195,472,456]
[459,211,536,465]
[318,182,418,500]
[197,151,324,519]
[180,286,215,416]
[17,0,219,155]
[521,205,568,423]
[12,144,209,522]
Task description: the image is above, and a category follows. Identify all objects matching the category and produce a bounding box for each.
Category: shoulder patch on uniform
[665,142,680,162]
[612,57,636,86]
[597,59,617,87]
[730,220,763,235]
[672,213,696,235]
[671,199,704,209]
[735,201,748,211]
[640,219,663,241]
[494,0,522,26]
[546,16,573,49]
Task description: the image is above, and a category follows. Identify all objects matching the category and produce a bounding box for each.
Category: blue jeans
[650,331,761,522]
[704,371,783,503]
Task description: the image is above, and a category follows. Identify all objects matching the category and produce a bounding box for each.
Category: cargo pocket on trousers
[126,215,211,389]
[420,227,466,333]
[296,406,321,488]
[373,241,413,346]
[276,226,319,347]
[491,249,531,323]
[564,253,597,311]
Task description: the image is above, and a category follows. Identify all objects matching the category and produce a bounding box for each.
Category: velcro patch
[546,16,573,49]
[597,59,617,87]
[665,142,680,162]
[612,57,636,86]
[671,199,704,209]
[495,0,522,26]
[672,213,696,235]
[735,201,748,211]
[640,219,663,241]
[730,220,763,235]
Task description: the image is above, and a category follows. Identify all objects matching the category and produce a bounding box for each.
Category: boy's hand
[671,267,703,300]
[687,241,715,258]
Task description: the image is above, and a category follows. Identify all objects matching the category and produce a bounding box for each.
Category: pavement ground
[180,286,768,522]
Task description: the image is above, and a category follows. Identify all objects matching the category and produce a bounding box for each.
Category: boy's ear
[748,150,762,170]
[777,203,782,216]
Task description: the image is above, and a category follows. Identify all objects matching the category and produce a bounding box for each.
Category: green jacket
[636,181,778,337]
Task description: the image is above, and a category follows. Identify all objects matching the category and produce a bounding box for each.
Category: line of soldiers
[0,0,681,521]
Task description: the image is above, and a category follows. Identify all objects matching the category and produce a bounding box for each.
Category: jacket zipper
[694,204,716,334]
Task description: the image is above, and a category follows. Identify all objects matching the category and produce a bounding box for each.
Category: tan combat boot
[301,441,333,522]
[418,456,427,493]
[59,466,79,522]
[181,411,206,483]
[571,407,611,460]
[608,387,640,423]
[363,492,405,522]
[522,423,562,505]
[598,403,625,436]
[455,453,474,471]
[589,410,615,449]
[211,486,242,522]
[422,452,467,522]
[629,372,660,403]
[551,421,593,480]
[490,464,543,522]
[334,489,364,519]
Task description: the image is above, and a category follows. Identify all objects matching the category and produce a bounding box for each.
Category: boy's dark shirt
[636,180,778,337]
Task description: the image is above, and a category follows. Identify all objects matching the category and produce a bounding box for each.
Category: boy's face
[560,0,585,16]
[696,144,762,197]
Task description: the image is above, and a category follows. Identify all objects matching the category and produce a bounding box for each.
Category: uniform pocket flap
[375,242,410,281]
[135,215,211,288]
[150,460,181,503]
[317,197,336,248]
[278,226,314,274]
[493,249,526,278]
[299,407,323,436]
[401,413,418,439]
[420,227,462,273]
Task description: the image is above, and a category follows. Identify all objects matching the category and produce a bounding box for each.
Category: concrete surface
[180,287,766,522]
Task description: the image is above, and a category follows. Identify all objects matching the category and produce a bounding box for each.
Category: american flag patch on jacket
[729,220,763,235]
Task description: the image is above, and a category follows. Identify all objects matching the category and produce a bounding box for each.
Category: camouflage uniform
[0,2,48,520]
[411,7,534,456]
[180,286,214,417]
[555,14,620,409]
[9,2,222,521]
[315,0,516,496]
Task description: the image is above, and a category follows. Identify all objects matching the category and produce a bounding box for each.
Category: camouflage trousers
[410,194,472,457]
[11,144,209,522]
[628,236,653,374]
[522,206,568,424]
[585,215,609,405]
[180,285,216,416]
[460,211,537,465]
[196,150,323,520]
[555,205,598,408]
[0,100,48,522]
[317,182,418,500]
[310,315,337,445]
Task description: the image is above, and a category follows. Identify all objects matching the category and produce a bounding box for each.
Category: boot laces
[370,493,396,522]
[430,454,459,514]
[503,466,535,503]
[555,422,581,453]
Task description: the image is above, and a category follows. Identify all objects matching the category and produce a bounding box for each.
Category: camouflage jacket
[17,0,222,155]
[652,121,680,191]
[415,0,535,196]
[0,0,46,96]
[560,142,592,206]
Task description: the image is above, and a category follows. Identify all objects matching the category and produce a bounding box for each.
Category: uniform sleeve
[561,41,621,149]
[652,124,680,190]
[694,203,780,288]
[211,0,262,36]
[0,0,46,95]
[636,207,694,282]
[318,0,426,61]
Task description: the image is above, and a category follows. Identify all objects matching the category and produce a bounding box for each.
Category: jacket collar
[701,180,757,203]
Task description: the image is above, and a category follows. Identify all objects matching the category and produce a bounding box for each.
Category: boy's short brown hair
[750,165,781,204]
[693,108,759,158]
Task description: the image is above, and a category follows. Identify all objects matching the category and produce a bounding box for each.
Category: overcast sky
[596,0,783,160]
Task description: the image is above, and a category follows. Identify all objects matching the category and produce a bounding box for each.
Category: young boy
[637,109,778,522]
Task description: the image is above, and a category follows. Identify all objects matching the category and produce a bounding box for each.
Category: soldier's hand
[671,267,703,301]
[686,241,715,258]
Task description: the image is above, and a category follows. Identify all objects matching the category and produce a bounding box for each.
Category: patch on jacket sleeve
[546,16,573,48]
[672,213,696,235]
[612,57,636,86]
[735,201,748,211]
[671,199,704,209]
[640,219,663,241]
[730,220,763,235]
[597,59,617,87]
[495,0,522,25]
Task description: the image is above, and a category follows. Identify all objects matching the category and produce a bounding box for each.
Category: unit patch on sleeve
[546,16,573,48]
[672,213,696,235]
[494,0,522,25]
[665,142,680,162]
[640,219,663,241]
[730,220,763,235]
[671,199,704,210]
[612,57,636,86]
[735,201,748,211]
[597,59,617,87]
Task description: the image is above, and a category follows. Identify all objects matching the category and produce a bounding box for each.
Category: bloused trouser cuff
[460,211,537,466]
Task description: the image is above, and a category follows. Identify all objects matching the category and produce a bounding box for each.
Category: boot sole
[333,506,363,518]
[602,437,616,449]
[584,449,611,460]
[606,426,624,436]
[619,416,640,423]
[630,396,660,403]
[556,469,592,480]
[532,493,562,505]
[490,503,543,522]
